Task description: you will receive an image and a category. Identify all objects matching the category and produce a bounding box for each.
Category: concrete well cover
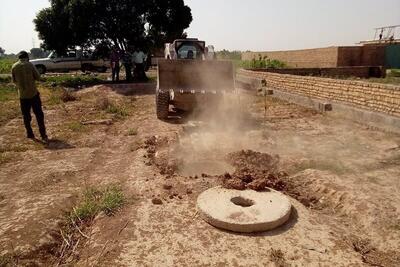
[197,186,292,233]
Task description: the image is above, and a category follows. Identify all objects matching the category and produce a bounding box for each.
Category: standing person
[12,51,48,141]
[133,47,147,81]
[110,48,120,82]
[122,50,133,82]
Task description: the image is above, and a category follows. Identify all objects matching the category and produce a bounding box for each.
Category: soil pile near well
[221,150,286,191]
[221,150,319,207]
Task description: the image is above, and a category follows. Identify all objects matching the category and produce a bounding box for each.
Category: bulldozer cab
[173,39,206,60]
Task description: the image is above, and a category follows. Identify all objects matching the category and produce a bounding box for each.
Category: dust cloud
[172,90,268,177]
[168,87,388,178]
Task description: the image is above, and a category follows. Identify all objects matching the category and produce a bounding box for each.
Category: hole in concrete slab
[230,196,255,207]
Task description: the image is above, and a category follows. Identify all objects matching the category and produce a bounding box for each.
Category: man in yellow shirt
[12,51,48,141]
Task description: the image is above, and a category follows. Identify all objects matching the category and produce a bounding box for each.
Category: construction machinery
[156,38,235,119]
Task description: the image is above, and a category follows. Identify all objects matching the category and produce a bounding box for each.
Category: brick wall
[246,66,386,78]
[241,47,339,68]
[238,69,400,117]
[242,45,387,68]
[360,45,386,66]
[337,46,386,67]
[337,47,362,66]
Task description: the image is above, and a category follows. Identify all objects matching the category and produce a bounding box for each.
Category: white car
[30,50,108,74]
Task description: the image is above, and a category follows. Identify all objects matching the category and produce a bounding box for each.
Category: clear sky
[1,0,399,54]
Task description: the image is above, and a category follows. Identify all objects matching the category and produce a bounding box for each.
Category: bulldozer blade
[157,59,235,92]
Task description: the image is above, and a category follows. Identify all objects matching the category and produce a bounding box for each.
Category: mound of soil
[221,150,285,191]
[227,150,280,171]
[221,150,319,207]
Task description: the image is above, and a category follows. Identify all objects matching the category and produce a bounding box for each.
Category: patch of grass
[367,76,400,85]
[100,186,125,215]
[70,185,125,222]
[44,75,104,88]
[96,96,130,118]
[66,121,85,132]
[70,189,101,222]
[0,84,18,102]
[127,127,138,136]
[105,103,129,117]
[46,89,63,106]
[55,185,125,265]
[44,88,77,106]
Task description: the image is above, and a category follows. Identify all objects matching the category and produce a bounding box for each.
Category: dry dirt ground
[1,83,400,266]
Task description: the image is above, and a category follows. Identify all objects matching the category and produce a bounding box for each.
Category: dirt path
[1,85,399,266]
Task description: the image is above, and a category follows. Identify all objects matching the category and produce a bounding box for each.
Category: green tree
[0,47,5,57]
[34,0,192,54]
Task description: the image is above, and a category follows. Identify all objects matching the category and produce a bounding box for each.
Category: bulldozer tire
[156,91,170,120]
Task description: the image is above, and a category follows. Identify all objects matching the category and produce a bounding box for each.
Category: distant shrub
[389,69,400,77]
[239,57,286,69]
[216,49,242,60]
[0,58,15,74]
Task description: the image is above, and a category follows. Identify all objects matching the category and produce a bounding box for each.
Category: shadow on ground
[37,139,75,150]
[104,83,156,96]
[214,207,299,237]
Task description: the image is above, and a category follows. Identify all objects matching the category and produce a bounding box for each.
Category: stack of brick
[238,69,400,117]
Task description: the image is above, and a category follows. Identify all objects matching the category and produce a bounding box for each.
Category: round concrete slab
[197,186,292,233]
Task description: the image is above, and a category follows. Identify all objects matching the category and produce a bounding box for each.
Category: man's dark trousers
[124,64,132,81]
[135,63,145,80]
[112,65,120,82]
[20,93,47,139]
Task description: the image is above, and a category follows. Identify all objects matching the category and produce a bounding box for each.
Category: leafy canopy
[34,0,192,53]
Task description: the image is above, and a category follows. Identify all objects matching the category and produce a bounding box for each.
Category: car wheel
[35,65,46,74]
